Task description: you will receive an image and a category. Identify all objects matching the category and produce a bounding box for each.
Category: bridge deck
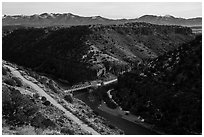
[64,79,117,93]
[64,85,92,93]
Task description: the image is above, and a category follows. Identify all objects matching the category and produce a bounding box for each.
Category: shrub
[2,86,11,103]
[12,77,23,87]
[33,93,39,99]
[31,113,45,128]
[48,83,59,93]
[57,118,64,123]
[31,113,56,129]
[3,89,39,126]
[41,96,47,101]
[2,67,8,75]
[108,124,115,129]
[64,94,73,103]
[119,131,124,134]
[61,128,74,135]
[4,78,16,86]
[43,101,51,106]
[41,118,56,129]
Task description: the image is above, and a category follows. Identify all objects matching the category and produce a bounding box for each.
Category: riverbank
[98,100,165,135]
[74,92,157,135]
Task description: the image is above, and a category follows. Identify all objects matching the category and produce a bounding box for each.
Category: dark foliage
[48,80,60,93]
[12,77,23,87]
[64,94,73,103]
[2,86,39,126]
[3,26,96,85]
[112,35,202,134]
[4,78,16,86]
[2,67,8,75]
[61,128,75,135]
[2,25,26,36]
[41,96,47,102]
[31,112,56,129]
[108,124,116,129]
[43,100,51,106]
[33,93,40,99]
[3,23,193,85]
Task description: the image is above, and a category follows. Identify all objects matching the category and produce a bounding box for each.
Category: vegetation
[2,22,197,135]
[4,78,16,86]
[2,61,123,135]
[64,94,73,103]
[3,26,95,85]
[2,86,39,126]
[2,66,9,75]
[112,35,202,134]
[3,22,193,85]
[60,128,74,135]
[12,77,23,87]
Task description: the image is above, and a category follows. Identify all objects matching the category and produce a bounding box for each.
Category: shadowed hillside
[3,22,194,85]
[111,34,202,134]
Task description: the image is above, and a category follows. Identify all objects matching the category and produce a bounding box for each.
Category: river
[57,80,157,135]
[74,91,157,135]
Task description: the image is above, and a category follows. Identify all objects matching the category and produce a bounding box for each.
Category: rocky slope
[111,34,202,134]
[2,22,194,85]
[2,60,124,135]
[2,13,201,27]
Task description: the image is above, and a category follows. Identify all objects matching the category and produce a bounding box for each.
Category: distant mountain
[2,13,126,27]
[137,15,202,26]
[2,13,202,27]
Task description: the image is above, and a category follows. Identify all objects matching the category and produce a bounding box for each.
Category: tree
[3,88,39,126]
[64,94,73,103]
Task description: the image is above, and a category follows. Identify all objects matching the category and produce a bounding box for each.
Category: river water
[57,80,157,135]
[74,91,157,135]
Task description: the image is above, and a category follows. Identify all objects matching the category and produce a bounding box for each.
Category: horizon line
[2,12,202,20]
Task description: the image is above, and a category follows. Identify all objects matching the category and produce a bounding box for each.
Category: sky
[2,2,202,19]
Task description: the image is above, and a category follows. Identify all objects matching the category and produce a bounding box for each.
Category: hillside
[111,34,202,134]
[2,60,123,135]
[2,22,194,85]
[2,13,202,27]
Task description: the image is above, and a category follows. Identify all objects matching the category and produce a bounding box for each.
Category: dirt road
[5,65,100,135]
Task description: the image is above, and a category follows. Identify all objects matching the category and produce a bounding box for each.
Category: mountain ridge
[2,13,202,27]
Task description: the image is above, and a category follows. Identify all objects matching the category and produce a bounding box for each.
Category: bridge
[64,78,117,93]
